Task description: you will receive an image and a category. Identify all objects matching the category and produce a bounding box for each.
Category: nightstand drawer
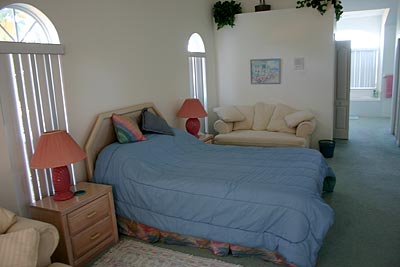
[71,216,113,259]
[68,195,110,236]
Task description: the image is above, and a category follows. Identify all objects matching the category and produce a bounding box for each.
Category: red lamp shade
[30,130,86,201]
[176,98,208,138]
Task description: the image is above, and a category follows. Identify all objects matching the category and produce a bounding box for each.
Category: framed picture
[250,58,281,84]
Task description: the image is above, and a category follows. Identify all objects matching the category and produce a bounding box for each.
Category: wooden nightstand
[30,182,118,266]
[199,134,214,144]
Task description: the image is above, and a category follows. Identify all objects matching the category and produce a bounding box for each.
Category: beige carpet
[90,238,243,267]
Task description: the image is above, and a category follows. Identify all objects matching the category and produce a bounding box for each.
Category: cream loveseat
[0,207,71,267]
[213,102,316,148]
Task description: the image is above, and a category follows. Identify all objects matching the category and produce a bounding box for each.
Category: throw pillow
[252,102,276,131]
[112,114,147,143]
[0,207,17,234]
[233,106,255,131]
[284,110,314,128]
[141,108,174,135]
[213,106,245,122]
[0,228,40,267]
[266,103,297,134]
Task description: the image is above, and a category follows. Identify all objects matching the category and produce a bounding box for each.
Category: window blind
[0,43,69,202]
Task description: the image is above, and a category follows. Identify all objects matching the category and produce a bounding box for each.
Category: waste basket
[319,140,336,158]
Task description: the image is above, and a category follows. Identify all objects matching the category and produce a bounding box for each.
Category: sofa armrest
[214,119,233,134]
[296,118,316,138]
[7,217,59,267]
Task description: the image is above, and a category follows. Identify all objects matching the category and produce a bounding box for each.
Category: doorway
[334,9,395,139]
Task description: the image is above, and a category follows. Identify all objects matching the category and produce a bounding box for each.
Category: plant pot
[255,4,271,12]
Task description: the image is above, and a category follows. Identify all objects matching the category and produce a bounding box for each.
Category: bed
[85,102,335,267]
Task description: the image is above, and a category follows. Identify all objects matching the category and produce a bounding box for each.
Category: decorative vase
[255,0,271,12]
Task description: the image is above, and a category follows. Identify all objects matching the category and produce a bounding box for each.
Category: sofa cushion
[252,102,276,131]
[214,106,245,122]
[214,120,233,134]
[233,106,255,130]
[0,207,17,234]
[267,103,297,134]
[214,130,307,147]
[0,227,40,267]
[285,110,314,128]
[7,217,59,267]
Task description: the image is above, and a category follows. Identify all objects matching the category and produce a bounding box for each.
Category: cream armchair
[0,207,71,267]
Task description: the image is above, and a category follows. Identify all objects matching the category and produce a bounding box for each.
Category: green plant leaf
[213,0,242,30]
[296,0,343,21]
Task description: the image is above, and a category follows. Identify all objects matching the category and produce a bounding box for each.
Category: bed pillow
[213,106,245,122]
[112,114,147,143]
[0,207,17,234]
[141,108,174,135]
[284,110,314,128]
[266,103,297,134]
[0,228,40,267]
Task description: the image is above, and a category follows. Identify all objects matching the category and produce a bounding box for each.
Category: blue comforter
[93,129,335,267]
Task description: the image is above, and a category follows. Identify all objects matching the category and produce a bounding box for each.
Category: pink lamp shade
[176,99,208,138]
[30,130,86,201]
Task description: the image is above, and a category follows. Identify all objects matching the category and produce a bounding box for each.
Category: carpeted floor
[89,117,400,267]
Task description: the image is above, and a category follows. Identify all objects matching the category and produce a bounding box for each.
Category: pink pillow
[112,114,146,143]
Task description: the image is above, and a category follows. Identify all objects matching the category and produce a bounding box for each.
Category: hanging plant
[296,0,343,21]
[212,1,242,30]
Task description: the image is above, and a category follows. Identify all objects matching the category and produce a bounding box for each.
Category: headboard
[84,102,164,181]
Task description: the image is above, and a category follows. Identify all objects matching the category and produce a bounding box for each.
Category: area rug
[90,238,243,267]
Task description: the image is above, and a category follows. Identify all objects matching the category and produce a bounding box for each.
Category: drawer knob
[90,233,101,240]
[87,211,97,218]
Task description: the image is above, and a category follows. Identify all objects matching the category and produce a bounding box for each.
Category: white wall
[237,0,398,118]
[215,8,335,148]
[0,0,218,214]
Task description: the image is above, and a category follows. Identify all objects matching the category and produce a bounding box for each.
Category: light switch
[294,57,305,71]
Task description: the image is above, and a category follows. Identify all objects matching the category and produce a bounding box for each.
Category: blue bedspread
[93,129,335,267]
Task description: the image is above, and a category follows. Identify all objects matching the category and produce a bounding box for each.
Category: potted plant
[296,0,343,21]
[212,0,242,30]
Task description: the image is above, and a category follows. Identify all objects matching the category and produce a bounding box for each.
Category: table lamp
[176,98,208,138]
[30,130,87,201]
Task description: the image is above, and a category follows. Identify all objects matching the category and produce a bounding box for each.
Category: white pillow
[213,106,245,122]
[284,110,314,128]
[252,102,276,131]
[266,103,297,134]
[0,228,40,267]
[0,207,17,234]
[233,106,255,130]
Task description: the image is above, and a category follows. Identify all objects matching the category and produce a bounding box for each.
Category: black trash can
[319,140,336,158]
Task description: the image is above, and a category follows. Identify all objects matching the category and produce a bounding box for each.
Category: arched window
[0,4,68,205]
[188,33,208,133]
[0,3,59,43]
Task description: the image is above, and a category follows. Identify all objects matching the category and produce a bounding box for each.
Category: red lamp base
[52,166,74,201]
[186,118,200,138]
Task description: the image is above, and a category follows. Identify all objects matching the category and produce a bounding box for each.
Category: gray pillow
[141,108,174,135]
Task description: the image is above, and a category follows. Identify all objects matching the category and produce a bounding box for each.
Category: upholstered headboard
[84,102,163,181]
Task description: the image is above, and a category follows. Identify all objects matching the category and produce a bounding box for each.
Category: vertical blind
[350,49,378,89]
[189,55,208,133]
[0,42,67,202]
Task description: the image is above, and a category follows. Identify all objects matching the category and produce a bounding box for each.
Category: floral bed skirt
[117,216,296,267]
